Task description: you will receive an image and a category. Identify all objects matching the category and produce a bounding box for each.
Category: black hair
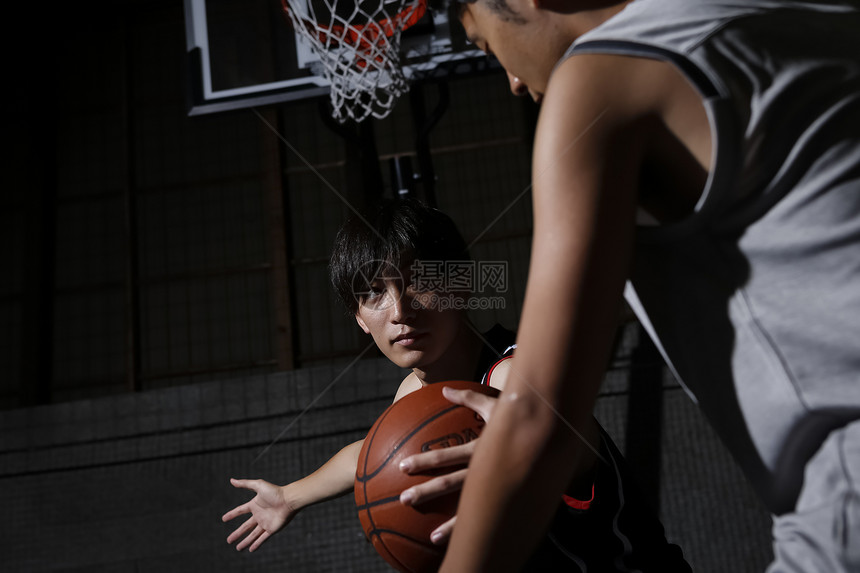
[329,198,469,314]
[456,0,526,23]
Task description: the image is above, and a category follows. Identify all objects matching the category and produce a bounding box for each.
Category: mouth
[393,331,426,346]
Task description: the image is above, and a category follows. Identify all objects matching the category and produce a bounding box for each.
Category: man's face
[459,0,552,102]
[353,263,464,371]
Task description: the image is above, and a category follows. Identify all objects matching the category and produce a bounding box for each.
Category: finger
[249,530,271,553]
[226,516,256,545]
[430,516,456,545]
[222,503,250,523]
[401,468,467,506]
[442,387,498,421]
[236,525,263,552]
[399,441,476,474]
[230,477,260,492]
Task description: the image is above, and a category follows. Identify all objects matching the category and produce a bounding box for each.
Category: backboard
[183,0,497,116]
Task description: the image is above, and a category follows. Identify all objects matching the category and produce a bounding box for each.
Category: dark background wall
[3,1,772,571]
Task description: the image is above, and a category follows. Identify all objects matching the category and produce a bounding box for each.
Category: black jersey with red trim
[472,324,516,387]
[474,325,690,572]
[524,427,692,572]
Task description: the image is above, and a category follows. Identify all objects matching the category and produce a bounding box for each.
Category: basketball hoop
[281,0,428,122]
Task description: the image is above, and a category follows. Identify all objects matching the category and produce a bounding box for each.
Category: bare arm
[223,440,362,551]
[440,54,652,571]
[224,374,422,552]
[283,439,364,507]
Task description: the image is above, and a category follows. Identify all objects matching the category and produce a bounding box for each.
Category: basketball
[355,380,500,573]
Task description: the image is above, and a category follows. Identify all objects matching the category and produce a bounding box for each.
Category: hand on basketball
[441,384,498,421]
[222,478,296,552]
[398,385,498,545]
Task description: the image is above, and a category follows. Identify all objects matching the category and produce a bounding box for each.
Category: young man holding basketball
[438,1,860,571]
[223,198,691,570]
[222,199,507,552]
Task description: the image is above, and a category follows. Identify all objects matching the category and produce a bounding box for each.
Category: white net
[281,0,427,122]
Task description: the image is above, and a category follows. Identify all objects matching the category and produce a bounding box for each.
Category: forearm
[442,224,628,569]
[441,252,629,568]
[441,63,642,570]
[443,389,594,570]
[283,439,363,510]
[440,315,612,570]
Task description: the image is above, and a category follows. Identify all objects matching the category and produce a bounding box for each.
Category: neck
[552,0,631,34]
[412,321,484,385]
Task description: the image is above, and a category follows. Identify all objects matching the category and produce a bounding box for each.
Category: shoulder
[534,52,709,195]
[542,50,712,186]
[543,53,683,135]
[533,55,652,192]
[480,324,516,392]
[544,48,711,137]
[485,356,513,392]
[393,372,423,403]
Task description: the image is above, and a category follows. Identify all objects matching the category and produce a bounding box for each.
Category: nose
[507,72,529,97]
[389,286,415,323]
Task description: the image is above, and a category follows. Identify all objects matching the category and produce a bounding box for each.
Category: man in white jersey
[435,0,860,571]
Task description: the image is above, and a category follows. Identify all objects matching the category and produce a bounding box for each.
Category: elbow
[496,389,582,463]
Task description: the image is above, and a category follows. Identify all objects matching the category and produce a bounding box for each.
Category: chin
[393,349,438,370]
[386,349,423,369]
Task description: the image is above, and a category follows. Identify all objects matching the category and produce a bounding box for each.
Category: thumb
[230,478,259,492]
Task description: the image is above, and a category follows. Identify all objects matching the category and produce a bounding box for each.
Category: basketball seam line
[355,494,402,511]
[356,403,461,482]
[369,528,437,545]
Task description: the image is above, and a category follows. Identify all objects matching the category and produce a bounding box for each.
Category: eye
[466,34,489,56]
[356,282,383,308]
[366,282,385,299]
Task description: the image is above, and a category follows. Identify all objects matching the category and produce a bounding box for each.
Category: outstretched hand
[222,478,296,552]
[398,385,499,545]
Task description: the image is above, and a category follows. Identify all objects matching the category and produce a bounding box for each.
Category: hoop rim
[281,0,428,50]
[280,0,430,121]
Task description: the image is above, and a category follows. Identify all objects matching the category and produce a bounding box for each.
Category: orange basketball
[355,380,500,573]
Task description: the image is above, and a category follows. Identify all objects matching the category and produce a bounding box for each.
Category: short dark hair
[329,198,469,314]
[456,0,526,24]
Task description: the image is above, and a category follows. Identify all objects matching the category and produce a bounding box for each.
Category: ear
[355,314,371,334]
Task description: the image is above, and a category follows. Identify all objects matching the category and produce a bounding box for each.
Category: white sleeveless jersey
[563,0,860,514]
